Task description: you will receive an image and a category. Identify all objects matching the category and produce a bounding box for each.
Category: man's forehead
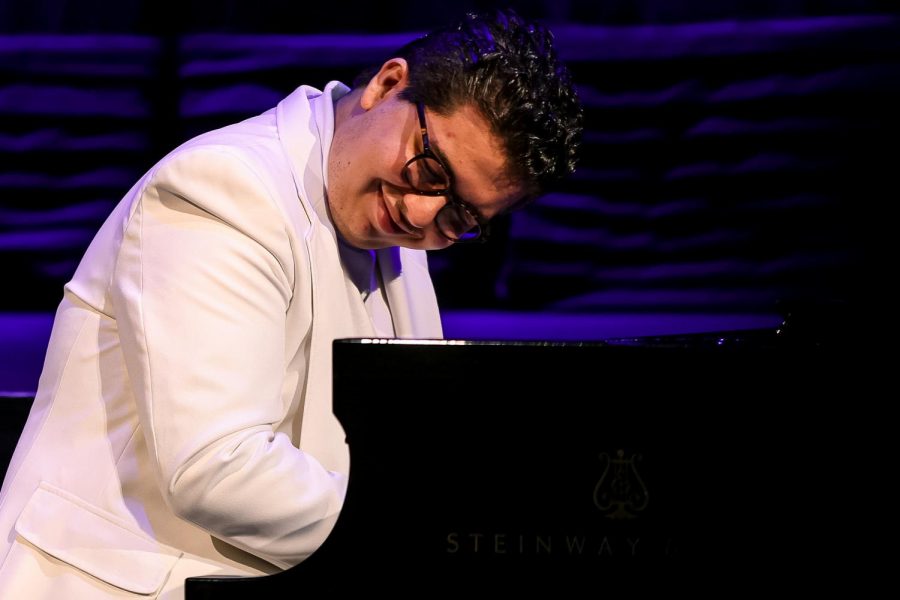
[425,104,523,218]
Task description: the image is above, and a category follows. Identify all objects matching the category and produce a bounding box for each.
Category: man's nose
[402,192,448,229]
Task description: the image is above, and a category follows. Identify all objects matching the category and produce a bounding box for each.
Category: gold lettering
[597,536,613,556]
[565,536,586,554]
[447,531,650,558]
[627,537,639,556]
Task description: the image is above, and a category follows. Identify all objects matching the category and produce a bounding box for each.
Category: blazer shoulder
[137,141,301,278]
[161,112,291,185]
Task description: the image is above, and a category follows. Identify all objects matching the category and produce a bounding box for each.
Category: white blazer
[0,83,443,598]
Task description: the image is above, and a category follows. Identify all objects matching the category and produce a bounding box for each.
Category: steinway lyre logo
[593,449,649,519]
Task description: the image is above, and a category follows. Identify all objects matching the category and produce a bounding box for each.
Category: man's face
[327,59,525,250]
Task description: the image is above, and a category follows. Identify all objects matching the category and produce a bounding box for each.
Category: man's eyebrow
[430,139,485,219]
[429,139,455,180]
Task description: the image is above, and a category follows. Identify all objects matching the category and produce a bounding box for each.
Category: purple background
[1,1,894,394]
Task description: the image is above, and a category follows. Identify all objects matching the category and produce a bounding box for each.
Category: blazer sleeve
[109,146,345,569]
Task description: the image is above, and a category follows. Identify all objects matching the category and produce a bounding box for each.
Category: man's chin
[334,225,392,251]
[332,216,449,251]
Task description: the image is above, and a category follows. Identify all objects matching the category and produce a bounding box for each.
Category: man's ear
[360,58,409,111]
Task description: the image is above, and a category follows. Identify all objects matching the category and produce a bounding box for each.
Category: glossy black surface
[187,317,879,596]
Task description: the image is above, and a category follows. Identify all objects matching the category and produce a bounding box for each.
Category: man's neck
[332,87,362,137]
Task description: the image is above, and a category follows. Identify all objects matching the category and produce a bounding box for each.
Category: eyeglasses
[401,102,490,243]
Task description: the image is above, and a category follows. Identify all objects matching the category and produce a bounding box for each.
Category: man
[0,9,581,598]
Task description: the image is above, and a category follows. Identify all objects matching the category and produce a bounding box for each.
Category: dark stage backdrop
[0,0,893,556]
[0,0,895,478]
[0,0,894,320]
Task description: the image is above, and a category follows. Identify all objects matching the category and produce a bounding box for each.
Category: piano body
[187,318,879,596]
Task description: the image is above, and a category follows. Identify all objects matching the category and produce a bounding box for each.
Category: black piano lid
[186,315,885,597]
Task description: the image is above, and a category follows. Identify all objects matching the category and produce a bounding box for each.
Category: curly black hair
[353,9,583,198]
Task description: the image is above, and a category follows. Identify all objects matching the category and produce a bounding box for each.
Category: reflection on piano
[187,313,879,596]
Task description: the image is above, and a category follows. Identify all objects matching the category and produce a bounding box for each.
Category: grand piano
[186,307,879,596]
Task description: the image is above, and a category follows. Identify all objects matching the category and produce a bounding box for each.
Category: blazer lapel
[275,85,441,473]
[277,86,359,475]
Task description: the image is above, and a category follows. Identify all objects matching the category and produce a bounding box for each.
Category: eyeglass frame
[400,101,491,243]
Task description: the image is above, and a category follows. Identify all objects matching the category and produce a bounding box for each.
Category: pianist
[0,8,582,598]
